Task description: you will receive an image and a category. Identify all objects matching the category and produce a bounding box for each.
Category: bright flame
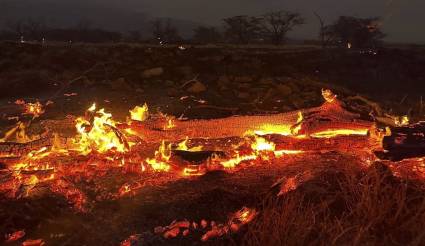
[251,136,275,152]
[88,103,96,112]
[74,107,127,155]
[130,104,149,122]
[145,140,172,171]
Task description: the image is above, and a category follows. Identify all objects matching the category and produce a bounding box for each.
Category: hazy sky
[1,0,424,43]
[137,0,424,43]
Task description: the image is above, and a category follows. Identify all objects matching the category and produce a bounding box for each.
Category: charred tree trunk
[380,122,425,161]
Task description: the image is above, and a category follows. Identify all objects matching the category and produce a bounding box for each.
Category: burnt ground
[1,43,425,245]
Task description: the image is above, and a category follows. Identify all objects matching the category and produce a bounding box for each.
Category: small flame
[130,104,149,122]
[322,89,337,103]
[145,140,172,171]
[395,115,409,127]
[176,137,203,151]
[88,103,96,112]
[164,117,175,130]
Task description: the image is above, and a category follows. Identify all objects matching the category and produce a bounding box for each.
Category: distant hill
[0,0,203,38]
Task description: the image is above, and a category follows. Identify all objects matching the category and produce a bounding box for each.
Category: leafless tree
[223,15,262,44]
[260,11,305,45]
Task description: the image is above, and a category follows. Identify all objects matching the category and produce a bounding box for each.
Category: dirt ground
[1,43,425,245]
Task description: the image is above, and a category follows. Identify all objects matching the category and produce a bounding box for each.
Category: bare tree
[260,11,305,45]
[223,15,262,44]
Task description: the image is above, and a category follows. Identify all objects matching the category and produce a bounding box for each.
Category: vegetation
[260,11,305,45]
[242,163,425,245]
[323,16,385,48]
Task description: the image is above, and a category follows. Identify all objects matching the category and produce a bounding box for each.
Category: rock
[217,75,231,86]
[237,91,250,99]
[111,77,132,90]
[167,87,179,97]
[176,66,194,78]
[165,80,175,87]
[287,81,300,93]
[142,67,164,78]
[276,84,292,96]
[238,83,251,90]
[135,87,144,94]
[259,77,274,85]
[263,88,276,101]
[186,81,207,94]
[234,76,253,83]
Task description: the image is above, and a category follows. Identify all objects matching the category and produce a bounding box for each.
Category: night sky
[1,0,424,43]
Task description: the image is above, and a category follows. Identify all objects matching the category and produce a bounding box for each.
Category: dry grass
[242,163,425,246]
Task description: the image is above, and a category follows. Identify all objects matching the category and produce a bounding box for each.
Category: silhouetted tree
[222,15,262,44]
[260,10,305,45]
[192,26,221,43]
[150,18,181,43]
[324,16,385,48]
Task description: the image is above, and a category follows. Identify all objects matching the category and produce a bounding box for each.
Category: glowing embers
[394,115,409,127]
[310,129,369,138]
[0,121,35,143]
[218,136,303,169]
[250,113,303,137]
[15,99,46,118]
[145,140,172,172]
[74,104,129,155]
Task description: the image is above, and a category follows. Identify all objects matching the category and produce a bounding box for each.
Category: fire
[322,89,337,103]
[395,115,409,126]
[0,121,36,143]
[176,137,203,151]
[16,100,45,118]
[74,106,128,155]
[164,117,176,130]
[130,104,149,122]
[232,207,257,225]
[145,140,172,171]
[310,129,369,138]
[251,136,275,152]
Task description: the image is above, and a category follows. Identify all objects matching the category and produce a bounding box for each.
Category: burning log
[379,122,425,161]
[128,97,374,143]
